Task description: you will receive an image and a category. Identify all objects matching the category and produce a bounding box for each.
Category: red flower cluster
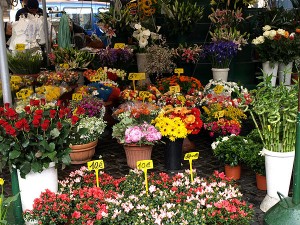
[204,119,241,137]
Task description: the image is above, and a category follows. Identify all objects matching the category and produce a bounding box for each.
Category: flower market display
[4,0,300,223]
[24,167,254,225]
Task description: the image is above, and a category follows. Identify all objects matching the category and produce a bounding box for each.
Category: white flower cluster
[132,23,161,49]
[76,117,107,143]
[211,134,236,150]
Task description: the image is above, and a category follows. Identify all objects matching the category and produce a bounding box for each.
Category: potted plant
[25,167,254,224]
[152,105,203,170]
[0,99,75,212]
[211,134,245,180]
[68,96,107,164]
[249,79,298,211]
[112,102,162,168]
[240,129,266,190]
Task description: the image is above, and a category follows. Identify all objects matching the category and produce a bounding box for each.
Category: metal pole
[0,5,24,225]
[292,78,300,204]
[41,0,50,67]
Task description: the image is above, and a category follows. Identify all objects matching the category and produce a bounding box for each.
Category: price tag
[184,152,199,182]
[90,74,101,82]
[139,91,151,102]
[174,68,184,77]
[177,95,186,106]
[137,160,153,195]
[169,85,180,93]
[16,88,32,99]
[15,44,25,51]
[114,43,125,49]
[137,160,153,170]
[87,160,105,187]
[11,76,22,82]
[128,73,146,80]
[72,93,83,101]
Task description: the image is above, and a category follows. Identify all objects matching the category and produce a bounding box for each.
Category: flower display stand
[224,164,241,180]
[123,144,153,169]
[278,62,293,86]
[165,138,184,170]
[212,68,229,81]
[260,149,295,212]
[17,162,58,215]
[69,140,98,164]
[262,61,279,86]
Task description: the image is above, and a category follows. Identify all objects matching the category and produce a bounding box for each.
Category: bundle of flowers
[172,44,202,64]
[202,41,239,68]
[83,67,127,82]
[95,47,134,69]
[112,102,160,144]
[252,25,300,64]
[157,75,202,94]
[37,70,79,86]
[0,99,76,177]
[35,85,67,102]
[69,96,105,118]
[74,85,99,97]
[157,89,203,108]
[120,86,161,103]
[24,168,254,224]
[201,80,252,137]
[156,105,203,136]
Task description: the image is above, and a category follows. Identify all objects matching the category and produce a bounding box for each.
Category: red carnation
[5,125,17,137]
[32,118,41,127]
[5,108,18,120]
[41,120,50,131]
[56,121,62,130]
[75,107,85,115]
[34,109,44,116]
[30,99,40,106]
[24,106,31,114]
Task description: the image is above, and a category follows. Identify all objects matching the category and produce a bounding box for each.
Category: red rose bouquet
[0,100,77,177]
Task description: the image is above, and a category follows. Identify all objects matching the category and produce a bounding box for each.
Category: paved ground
[2,123,266,224]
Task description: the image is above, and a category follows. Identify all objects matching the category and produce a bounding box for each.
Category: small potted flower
[68,96,107,164]
[112,102,162,168]
[211,134,245,180]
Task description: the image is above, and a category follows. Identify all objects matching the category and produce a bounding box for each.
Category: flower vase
[17,162,58,213]
[123,144,153,169]
[165,138,184,170]
[278,62,293,85]
[224,164,241,180]
[262,61,279,86]
[260,148,295,212]
[69,140,98,164]
[212,68,229,81]
[136,53,151,86]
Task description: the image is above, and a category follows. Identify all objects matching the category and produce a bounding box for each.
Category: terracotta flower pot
[224,164,241,180]
[123,144,153,169]
[256,173,267,191]
[69,140,98,164]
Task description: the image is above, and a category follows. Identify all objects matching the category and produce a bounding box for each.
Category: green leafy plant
[211,134,246,166]
[240,129,265,175]
[7,49,43,75]
[249,77,298,152]
[160,0,204,37]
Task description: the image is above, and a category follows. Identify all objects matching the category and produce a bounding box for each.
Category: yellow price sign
[177,95,186,106]
[90,74,101,82]
[184,152,199,182]
[114,43,125,49]
[128,73,146,80]
[137,160,153,170]
[15,44,25,51]
[169,85,180,93]
[11,76,22,82]
[16,88,32,99]
[174,68,184,77]
[16,92,25,99]
[72,93,83,101]
[137,160,153,195]
[87,160,105,187]
[139,91,151,102]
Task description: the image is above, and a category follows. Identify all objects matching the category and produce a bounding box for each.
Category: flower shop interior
[1,0,300,224]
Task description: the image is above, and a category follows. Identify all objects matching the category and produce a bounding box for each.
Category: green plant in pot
[249,77,298,211]
[7,49,43,75]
